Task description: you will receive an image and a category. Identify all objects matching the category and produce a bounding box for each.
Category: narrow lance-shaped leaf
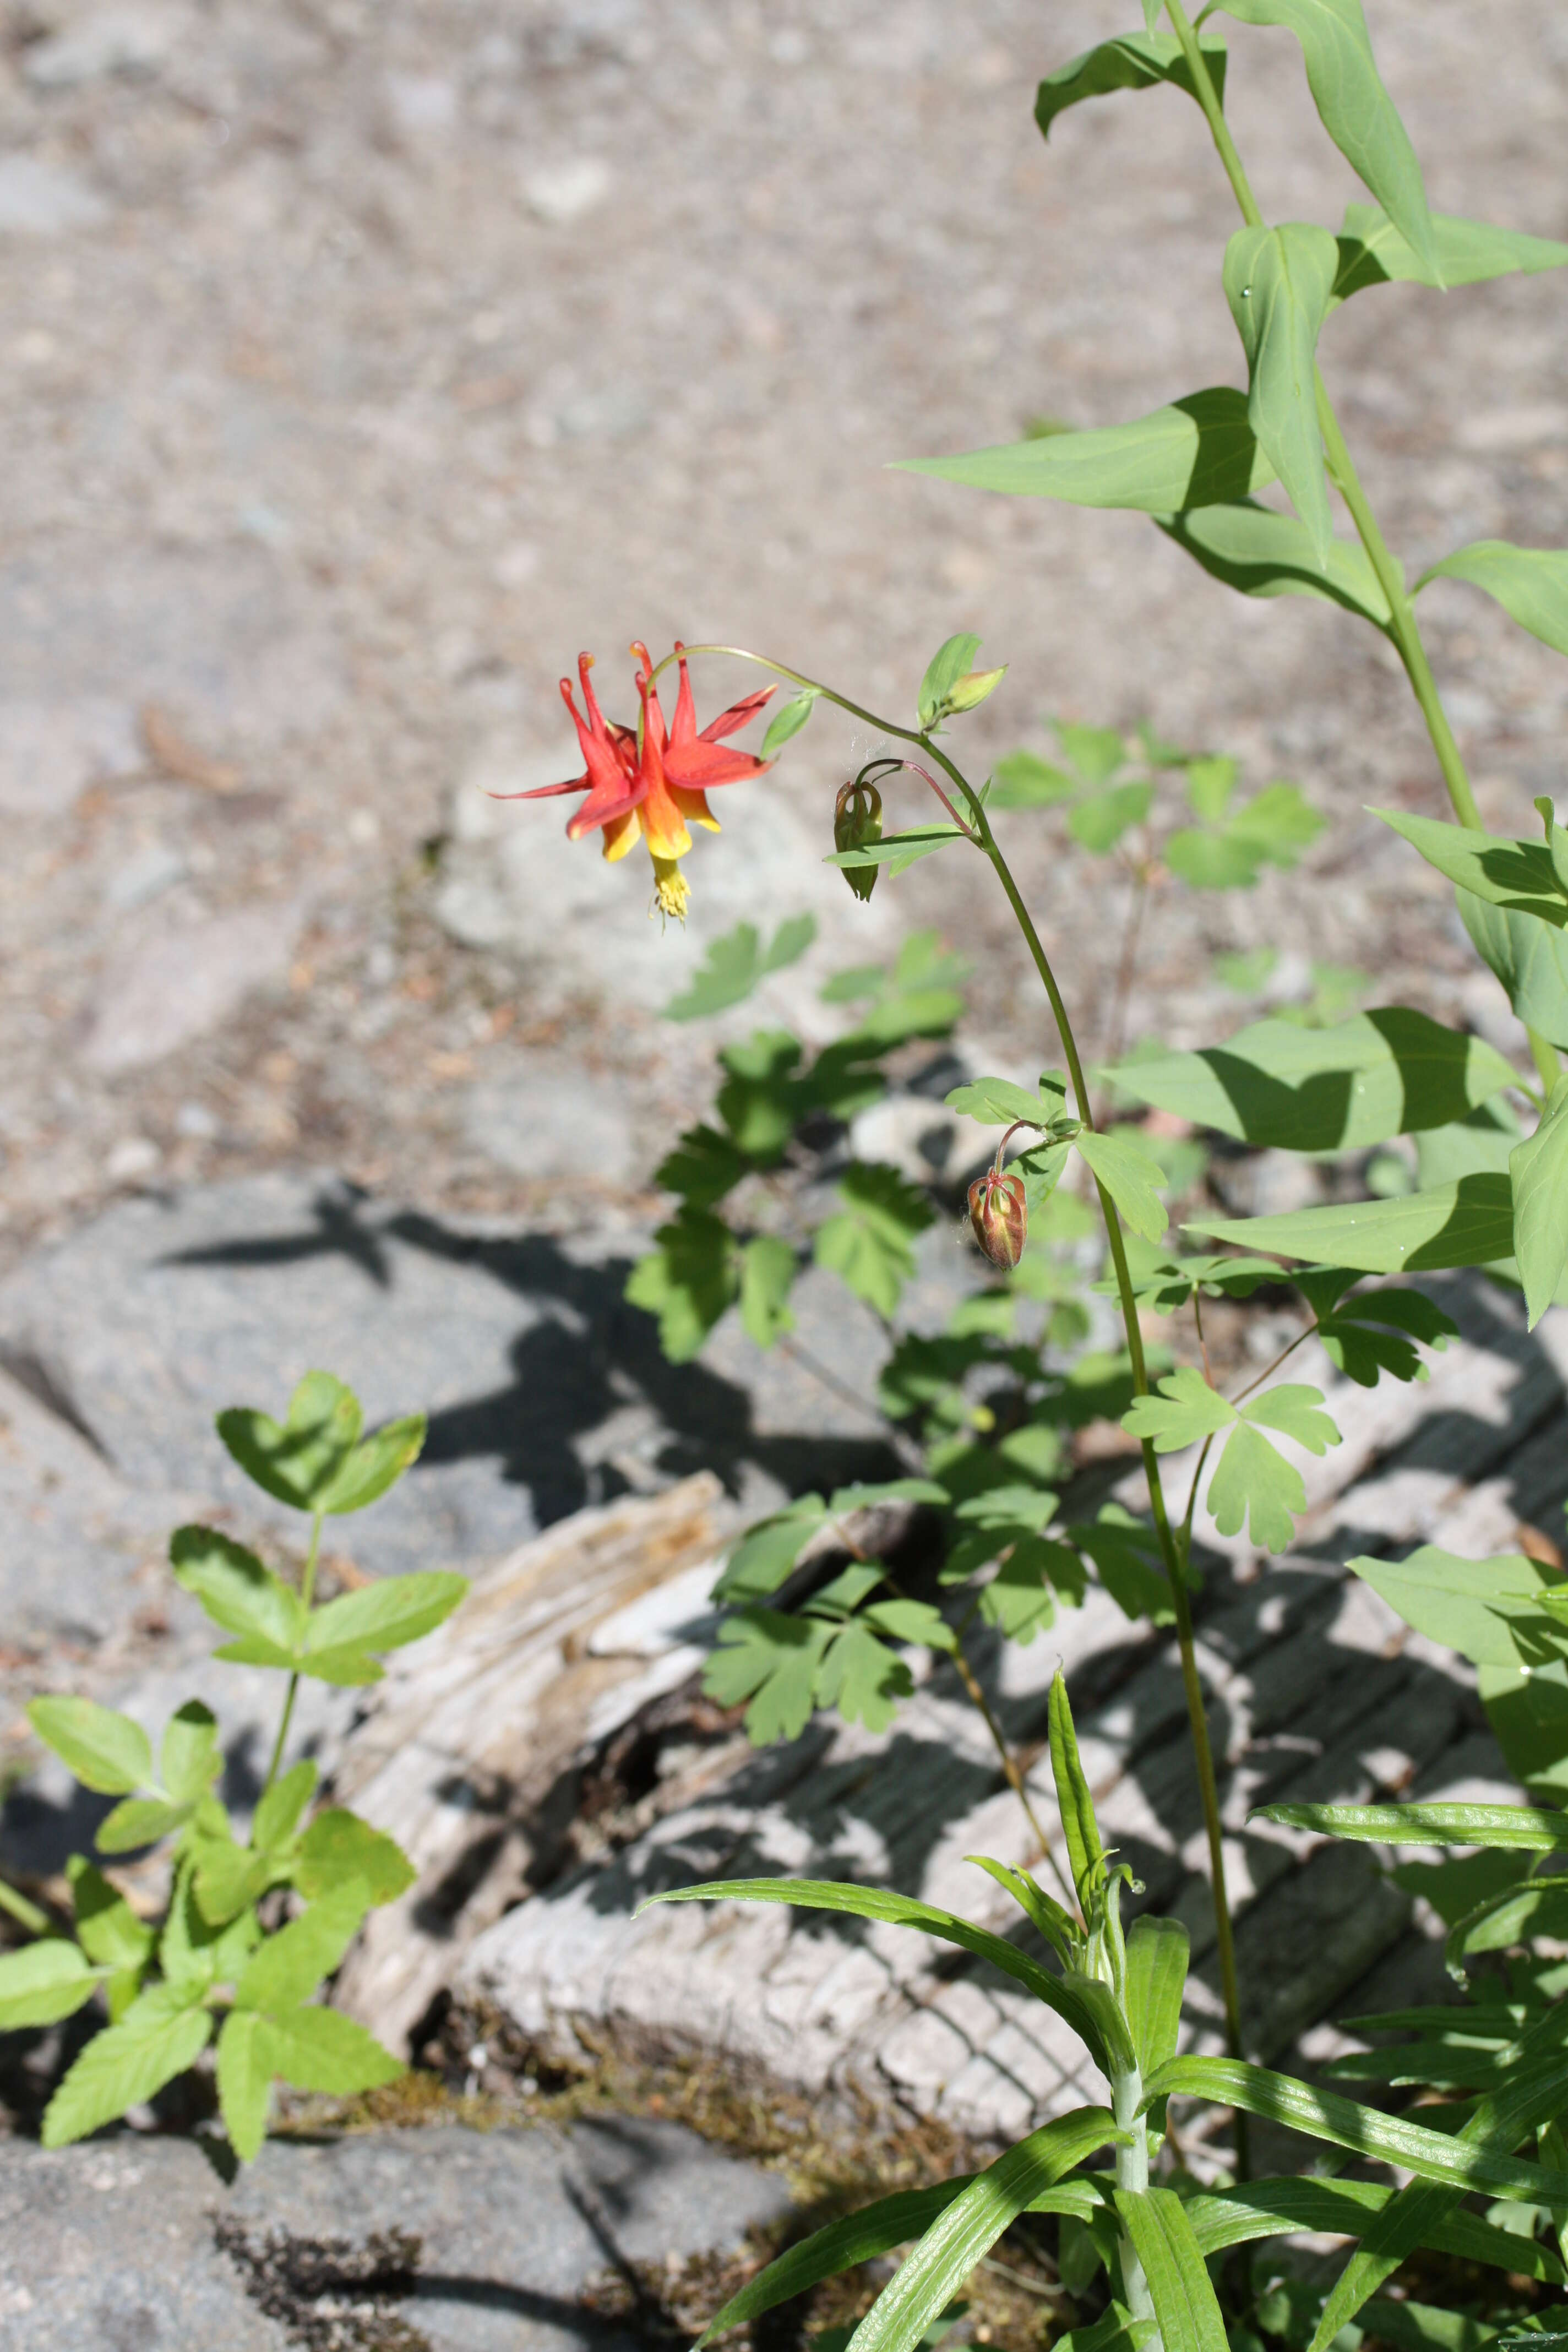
[1186,1173,1516,1275]
[1376,807,1568,925]
[1212,0,1439,281]
[641,1876,1112,2070]
[845,2109,1125,2352]
[1223,223,1341,569]
[896,388,1276,514]
[1146,2055,1568,2202]
[1115,2188,1228,2352]
[700,2181,980,2342]
[1257,1800,1568,1849]
[1510,1075,1568,1328]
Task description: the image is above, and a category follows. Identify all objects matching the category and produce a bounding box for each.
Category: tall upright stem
[971,794,1249,2110]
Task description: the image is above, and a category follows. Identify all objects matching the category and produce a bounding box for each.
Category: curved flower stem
[667,638,1251,2103]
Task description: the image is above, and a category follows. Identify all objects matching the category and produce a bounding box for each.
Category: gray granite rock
[0,2117,794,2350]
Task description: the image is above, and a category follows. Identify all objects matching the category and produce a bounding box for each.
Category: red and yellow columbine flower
[507,643,774,921]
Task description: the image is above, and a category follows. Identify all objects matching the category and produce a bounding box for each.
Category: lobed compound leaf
[1122,1365,1233,1453]
[1156,499,1390,622]
[1147,2055,1568,2201]
[625,1207,738,1362]
[1035,31,1228,143]
[1114,2187,1227,2352]
[0,1939,103,2031]
[944,1072,1067,1129]
[168,1527,307,1655]
[739,1234,798,1348]
[1417,541,1568,659]
[897,388,1276,515]
[703,1610,834,1744]
[814,1162,934,1317]
[1068,781,1153,854]
[989,750,1079,810]
[713,1495,831,1603]
[1212,0,1438,280]
[217,1371,362,1512]
[1186,1173,1516,1273]
[1075,1128,1168,1242]
[1124,1371,1338,1552]
[28,1696,151,1795]
[815,1621,916,1734]
[1306,1278,1457,1387]
[1511,1076,1568,1327]
[1333,202,1568,298]
[42,1981,213,2148]
[845,2110,1124,2352]
[663,916,819,1021]
[656,1125,753,1208]
[1223,222,1341,567]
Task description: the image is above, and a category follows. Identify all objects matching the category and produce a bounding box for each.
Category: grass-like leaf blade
[1115,2187,1227,2352]
[1257,1800,1568,1848]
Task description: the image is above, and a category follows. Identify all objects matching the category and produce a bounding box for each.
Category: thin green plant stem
[263,1509,324,1793]
[1164,0,1556,1091]
[660,639,1252,2114]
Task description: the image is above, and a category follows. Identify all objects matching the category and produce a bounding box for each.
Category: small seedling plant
[511,2,1568,2342]
[0,1372,465,2157]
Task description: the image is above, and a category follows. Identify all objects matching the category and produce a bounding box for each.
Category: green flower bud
[834,778,883,903]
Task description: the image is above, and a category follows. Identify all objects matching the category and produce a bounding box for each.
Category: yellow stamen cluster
[650,855,691,924]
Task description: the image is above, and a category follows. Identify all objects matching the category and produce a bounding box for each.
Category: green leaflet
[1075,1128,1168,1243]
[1035,31,1228,143]
[216,2008,275,2163]
[1147,2054,1568,2201]
[845,2109,1123,2352]
[295,1810,416,1907]
[1114,2187,1228,2352]
[1211,0,1438,282]
[700,2180,977,2341]
[1186,1172,1516,1273]
[626,1207,738,1362]
[1335,204,1568,300]
[1185,2173,1565,2280]
[641,1876,1112,2072]
[233,1882,372,2015]
[760,697,820,758]
[1510,1076,1568,1327]
[0,1939,104,2030]
[1156,499,1390,623]
[262,2006,404,2096]
[1104,1007,1514,1153]
[160,1701,221,1805]
[826,825,971,881]
[1350,1545,1560,1672]
[1418,541,1568,658]
[1257,1800,1568,1849]
[169,1528,307,1655]
[1123,1369,1339,1553]
[27,1696,151,1795]
[739,1234,797,1347]
[216,1370,360,1511]
[916,633,983,729]
[42,1982,213,2148]
[1378,807,1568,925]
[304,1572,467,1662]
[814,1162,934,1318]
[897,388,1276,514]
[1223,224,1341,568]
[1460,896,1568,1054]
[1124,1915,1190,2079]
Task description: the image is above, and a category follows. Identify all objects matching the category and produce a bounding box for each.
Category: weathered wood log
[329,1472,736,2047]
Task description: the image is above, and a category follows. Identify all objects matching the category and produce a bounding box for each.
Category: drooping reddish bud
[834,778,883,903]
[968,1167,1028,1271]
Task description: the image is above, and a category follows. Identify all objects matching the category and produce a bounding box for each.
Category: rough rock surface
[0,2117,794,2350]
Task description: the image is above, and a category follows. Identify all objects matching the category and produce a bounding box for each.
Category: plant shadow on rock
[161,1188,903,1522]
